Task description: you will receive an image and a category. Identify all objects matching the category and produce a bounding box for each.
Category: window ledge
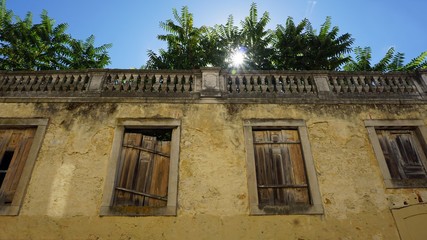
[99,205,177,217]
[249,204,324,215]
[384,179,427,189]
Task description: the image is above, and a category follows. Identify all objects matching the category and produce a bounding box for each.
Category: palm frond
[402,51,427,71]
[373,47,394,71]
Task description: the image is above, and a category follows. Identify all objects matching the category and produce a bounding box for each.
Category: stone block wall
[0,101,426,239]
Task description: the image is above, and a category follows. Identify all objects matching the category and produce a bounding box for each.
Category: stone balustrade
[0,68,426,103]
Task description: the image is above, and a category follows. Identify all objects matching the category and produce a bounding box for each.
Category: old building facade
[0,68,427,239]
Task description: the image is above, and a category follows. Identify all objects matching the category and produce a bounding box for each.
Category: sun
[230,48,246,67]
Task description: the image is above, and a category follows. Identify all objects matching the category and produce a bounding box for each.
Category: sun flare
[230,49,245,67]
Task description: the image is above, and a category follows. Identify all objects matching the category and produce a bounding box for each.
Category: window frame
[0,118,48,216]
[243,119,323,215]
[365,119,427,188]
[100,118,181,216]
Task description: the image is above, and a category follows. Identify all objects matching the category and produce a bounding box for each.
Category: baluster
[242,76,248,92]
[341,77,349,93]
[185,75,194,93]
[44,76,53,92]
[172,75,178,92]
[180,75,187,92]
[71,75,78,91]
[235,76,241,93]
[1,76,11,91]
[348,76,355,93]
[138,74,148,92]
[9,76,19,91]
[393,77,400,93]
[283,76,290,93]
[256,76,264,92]
[304,76,313,93]
[23,76,33,91]
[149,75,156,92]
[104,74,112,91]
[249,76,255,92]
[262,76,269,92]
[157,75,164,92]
[163,75,170,92]
[329,76,337,93]
[288,76,296,93]
[121,74,129,91]
[270,75,278,93]
[397,77,405,93]
[0,76,5,91]
[110,74,118,91]
[142,74,150,92]
[362,76,370,93]
[76,75,85,91]
[226,76,233,93]
[39,76,47,92]
[17,76,27,91]
[134,75,142,92]
[53,75,62,91]
[278,76,285,93]
[381,77,390,92]
[404,76,416,93]
[335,76,343,93]
[259,76,266,92]
[372,76,385,92]
[10,76,18,91]
[354,76,362,93]
[253,76,260,92]
[31,76,41,91]
[129,74,138,91]
[295,76,302,93]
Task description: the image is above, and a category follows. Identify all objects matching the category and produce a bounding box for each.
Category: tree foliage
[146,4,355,71]
[240,3,274,69]
[146,3,426,72]
[0,1,111,70]
[146,6,203,69]
[343,46,427,72]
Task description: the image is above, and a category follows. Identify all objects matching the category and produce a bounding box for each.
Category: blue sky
[5,0,427,69]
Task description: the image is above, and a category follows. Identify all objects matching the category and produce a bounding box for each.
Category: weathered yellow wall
[1,102,427,240]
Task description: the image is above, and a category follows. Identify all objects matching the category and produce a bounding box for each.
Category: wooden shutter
[0,128,36,204]
[377,130,427,179]
[253,129,309,206]
[114,131,171,207]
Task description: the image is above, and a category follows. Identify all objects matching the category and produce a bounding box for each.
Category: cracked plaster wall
[0,102,426,239]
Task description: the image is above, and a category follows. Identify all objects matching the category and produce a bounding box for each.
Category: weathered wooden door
[392,203,427,240]
[253,129,309,206]
[0,128,36,205]
[114,132,171,207]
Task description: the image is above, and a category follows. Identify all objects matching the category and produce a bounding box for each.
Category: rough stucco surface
[0,102,426,239]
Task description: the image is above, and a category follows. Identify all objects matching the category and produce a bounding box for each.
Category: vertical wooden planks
[114,130,171,207]
[378,131,401,179]
[253,130,273,205]
[0,128,36,204]
[377,130,427,180]
[135,135,155,206]
[115,133,143,205]
[147,140,170,207]
[253,129,310,207]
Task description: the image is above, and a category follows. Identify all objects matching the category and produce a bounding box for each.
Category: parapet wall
[1,68,426,103]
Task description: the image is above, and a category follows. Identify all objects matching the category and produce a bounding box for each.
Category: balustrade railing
[224,73,316,95]
[0,73,90,92]
[0,69,425,101]
[328,73,418,94]
[103,72,194,93]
